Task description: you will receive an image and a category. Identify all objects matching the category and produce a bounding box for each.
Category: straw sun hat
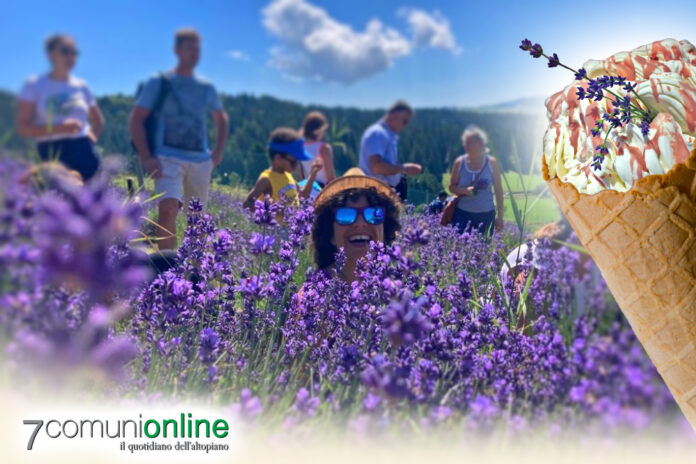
[313,167,403,210]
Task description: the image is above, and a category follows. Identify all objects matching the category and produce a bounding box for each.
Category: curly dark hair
[312,187,401,270]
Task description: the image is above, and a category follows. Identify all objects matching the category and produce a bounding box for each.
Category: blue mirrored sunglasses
[334,207,385,226]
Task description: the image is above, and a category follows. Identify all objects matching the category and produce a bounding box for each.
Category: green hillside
[0,90,547,204]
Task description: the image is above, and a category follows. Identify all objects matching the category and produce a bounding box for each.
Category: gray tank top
[455,154,495,213]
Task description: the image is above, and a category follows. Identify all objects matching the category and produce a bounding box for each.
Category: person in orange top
[243,127,322,211]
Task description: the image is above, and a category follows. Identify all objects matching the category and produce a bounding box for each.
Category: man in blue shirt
[358,100,422,202]
[129,28,229,250]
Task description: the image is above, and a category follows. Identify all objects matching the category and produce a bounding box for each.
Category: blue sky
[4,0,696,108]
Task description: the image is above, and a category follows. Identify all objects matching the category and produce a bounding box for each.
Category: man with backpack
[129,28,229,250]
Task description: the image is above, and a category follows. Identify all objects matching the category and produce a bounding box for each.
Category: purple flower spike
[530,43,543,58]
[576,86,587,100]
[382,292,433,347]
[199,328,220,364]
[547,53,560,68]
[249,232,275,255]
[640,119,651,136]
[294,388,320,417]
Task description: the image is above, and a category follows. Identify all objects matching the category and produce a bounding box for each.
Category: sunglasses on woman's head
[334,206,385,226]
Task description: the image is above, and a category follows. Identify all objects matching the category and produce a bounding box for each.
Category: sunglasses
[335,206,385,226]
[58,47,79,57]
[281,154,298,166]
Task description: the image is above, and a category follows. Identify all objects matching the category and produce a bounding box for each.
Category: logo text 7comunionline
[23,413,229,450]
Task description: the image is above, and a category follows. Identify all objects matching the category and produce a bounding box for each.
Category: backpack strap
[151,72,171,114]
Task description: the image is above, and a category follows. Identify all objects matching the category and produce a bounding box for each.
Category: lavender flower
[34,171,150,303]
[294,388,320,417]
[382,292,433,347]
[249,232,275,255]
[252,198,280,226]
[228,388,264,422]
[520,39,656,165]
[519,39,532,51]
[199,328,220,364]
[530,43,543,58]
[547,53,560,68]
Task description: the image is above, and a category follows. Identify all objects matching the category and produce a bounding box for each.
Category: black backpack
[131,73,171,156]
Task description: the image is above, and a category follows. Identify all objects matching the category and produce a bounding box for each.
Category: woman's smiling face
[331,194,384,262]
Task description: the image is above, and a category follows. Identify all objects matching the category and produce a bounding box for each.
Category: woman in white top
[16,34,104,181]
[298,111,336,188]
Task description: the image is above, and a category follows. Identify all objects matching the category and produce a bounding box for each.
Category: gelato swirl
[543,39,696,194]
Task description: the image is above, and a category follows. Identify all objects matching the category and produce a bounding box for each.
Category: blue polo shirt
[359,119,401,187]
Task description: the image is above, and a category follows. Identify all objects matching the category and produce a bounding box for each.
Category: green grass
[501,171,545,193]
[503,195,560,232]
[111,175,257,252]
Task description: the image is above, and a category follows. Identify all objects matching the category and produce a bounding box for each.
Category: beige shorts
[154,156,213,208]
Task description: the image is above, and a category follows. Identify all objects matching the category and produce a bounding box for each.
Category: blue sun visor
[269,139,312,161]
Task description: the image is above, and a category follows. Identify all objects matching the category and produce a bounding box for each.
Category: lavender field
[0,154,686,437]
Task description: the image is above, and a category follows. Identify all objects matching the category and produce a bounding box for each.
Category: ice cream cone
[543,148,696,430]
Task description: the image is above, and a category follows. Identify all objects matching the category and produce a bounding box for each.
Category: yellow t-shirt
[258,169,299,206]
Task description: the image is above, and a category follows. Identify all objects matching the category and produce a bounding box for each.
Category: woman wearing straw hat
[311,167,402,283]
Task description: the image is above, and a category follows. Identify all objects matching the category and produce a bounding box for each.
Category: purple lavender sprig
[520,39,655,170]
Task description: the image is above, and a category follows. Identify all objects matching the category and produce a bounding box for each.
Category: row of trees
[0,90,546,203]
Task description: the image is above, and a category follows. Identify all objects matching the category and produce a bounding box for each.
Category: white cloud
[226,49,250,61]
[262,0,412,84]
[262,0,461,84]
[400,8,461,54]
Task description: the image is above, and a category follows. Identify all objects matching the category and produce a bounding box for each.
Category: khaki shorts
[155,156,213,208]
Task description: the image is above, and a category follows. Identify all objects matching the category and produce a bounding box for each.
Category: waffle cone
[543,149,696,430]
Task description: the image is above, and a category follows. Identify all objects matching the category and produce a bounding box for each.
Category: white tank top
[301,141,328,185]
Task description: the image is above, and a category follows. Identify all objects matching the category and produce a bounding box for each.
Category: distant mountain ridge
[476,96,546,114]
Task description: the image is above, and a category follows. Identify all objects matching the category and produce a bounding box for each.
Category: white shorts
[154,156,213,208]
